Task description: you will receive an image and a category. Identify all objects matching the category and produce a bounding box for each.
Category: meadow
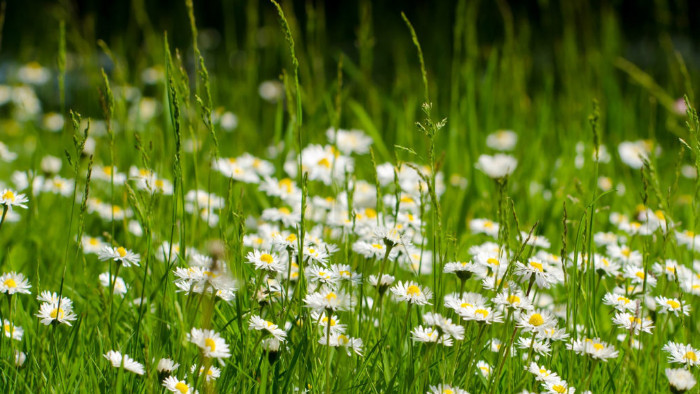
[0,0,698,392]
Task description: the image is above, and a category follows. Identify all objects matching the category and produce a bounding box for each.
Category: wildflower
[663,342,700,367]
[37,297,77,326]
[607,244,642,266]
[655,296,691,316]
[427,384,468,394]
[516,336,551,356]
[246,250,285,273]
[486,130,517,151]
[81,235,105,254]
[514,258,562,289]
[423,312,465,340]
[541,378,575,394]
[567,338,619,361]
[163,376,196,394]
[476,154,517,178]
[611,312,654,335]
[99,272,128,296]
[103,350,145,375]
[249,315,288,341]
[156,358,179,375]
[304,288,352,312]
[390,281,432,305]
[622,265,656,287]
[368,274,395,293]
[2,319,23,341]
[493,289,533,311]
[517,310,557,333]
[526,362,560,383]
[319,332,363,356]
[618,140,653,169]
[0,272,31,295]
[665,368,696,392]
[476,360,491,377]
[93,165,127,184]
[190,365,221,381]
[188,328,231,360]
[374,226,411,248]
[0,189,29,210]
[444,261,486,281]
[98,245,141,267]
[326,128,373,155]
[312,311,347,335]
[602,292,637,312]
[469,218,500,237]
[14,350,26,367]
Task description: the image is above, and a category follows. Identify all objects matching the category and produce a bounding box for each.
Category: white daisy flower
[486,129,517,151]
[304,288,352,312]
[98,246,141,267]
[37,298,77,326]
[0,189,29,210]
[162,376,196,394]
[567,338,618,361]
[246,250,285,273]
[611,312,654,335]
[655,296,691,316]
[98,272,128,296]
[390,281,432,305]
[663,342,700,367]
[187,328,231,359]
[427,383,468,394]
[103,350,145,375]
[2,319,23,341]
[249,315,288,341]
[0,272,31,295]
[475,154,517,179]
[666,368,697,392]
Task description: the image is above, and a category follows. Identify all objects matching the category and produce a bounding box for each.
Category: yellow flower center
[103,167,113,176]
[365,208,377,218]
[406,285,421,296]
[635,271,645,280]
[528,313,544,326]
[317,158,331,168]
[279,178,293,193]
[443,390,454,394]
[460,302,473,308]
[117,247,127,258]
[487,258,500,266]
[338,334,349,345]
[667,300,681,309]
[2,190,15,201]
[325,292,337,301]
[50,308,65,319]
[4,278,17,288]
[174,382,190,394]
[552,384,566,393]
[279,207,291,215]
[484,221,493,228]
[617,296,630,304]
[684,351,697,361]
[628,316,641,325]
[89,238,98,246]
[474,309,489,318]
[155,179,164,188]
[621,249,631,257]
[507,295,520,304]
[529,261,544,272]
[204,338,216,352]
[592,343,604,351]
[260,253,274,264]
[286,234,297,243]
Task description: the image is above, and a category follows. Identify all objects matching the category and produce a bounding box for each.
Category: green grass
[0,0,698,393]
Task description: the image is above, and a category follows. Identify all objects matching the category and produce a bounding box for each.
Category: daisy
[612,312,654,335]
[476,154,517,179]
[602,292,637,312]
[246,250,285,273]
[567,338,619,361]
[390,281,432,305]
[157,358,179,375]
[423,312,465,340]
[249,315,288,341]
[261,206,301,227]
[374,226,411,248]
[368,274,395,291]
[618,140,652,169]
[36,298,77,326]
[486,129,518,151]
[162,376,196,394]
[516,336,551,356]
[319,332,364,356]
[526,362,560,383]
[81,235,105,254]
[190,365,221,381]
[655,296,691,316]
[493,289,533,311]
[103,350,145,375]
[331,264,362,284]
[0,272,32,294]
[476,360,492,377]
[666,368,696,392]
[2,319,23,341]
[515,258,561,289]
[311,311,347,335]
[99,272,128,296]
[469,218,500,237]
[622,265,656,287]
[188,328,231,359]
[517,310,557,333]
[444,261,486,281]
[427,384,468,394]
[541,378,575,394]
[412,325,452,346]
[326,128,373,155]
[98,245,141,267]
[304,288,352,312]
[593,232,618,246]
[607,244,642,266]
[0,189,29,210]
[93,165,127,184]
[536,327,570,342]
[663,342,700,367]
